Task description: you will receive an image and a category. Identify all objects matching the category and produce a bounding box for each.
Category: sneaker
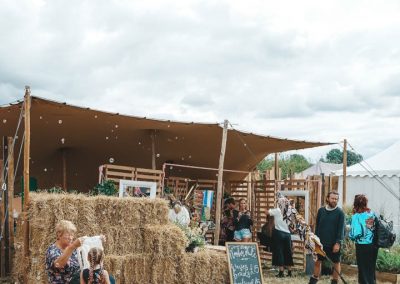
[308,276,318,284]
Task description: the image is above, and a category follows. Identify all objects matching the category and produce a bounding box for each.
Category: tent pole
[214,120,228,245]
[7,137,14,274]
[274,153,279,180]
[151,130,156,170]
[62,148,67,191]
[23,86,31,257]
[342,139,347,205]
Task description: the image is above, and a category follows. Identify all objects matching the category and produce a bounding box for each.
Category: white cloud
[1,0,400,160]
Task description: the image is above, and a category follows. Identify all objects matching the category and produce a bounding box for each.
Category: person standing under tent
[233,199,253,242]
[221,198,238,244]
[267,206,294,278]
[309,191,345,284]
[349,194,378,284]
[168,201,191,227]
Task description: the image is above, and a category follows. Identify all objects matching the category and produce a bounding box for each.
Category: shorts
[234,229,252,241]
[317,244,341,263]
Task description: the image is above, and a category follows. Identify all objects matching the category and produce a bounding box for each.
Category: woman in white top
[268,207,294,278]
[168,202,190,226]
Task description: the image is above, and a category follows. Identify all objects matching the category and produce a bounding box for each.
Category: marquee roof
[0,96,331,191]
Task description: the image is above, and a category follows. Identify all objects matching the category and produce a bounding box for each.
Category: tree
[325,148,363,166]
[256,154,312,178]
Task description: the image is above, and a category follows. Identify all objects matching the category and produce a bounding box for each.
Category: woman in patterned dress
[45,220,84,284]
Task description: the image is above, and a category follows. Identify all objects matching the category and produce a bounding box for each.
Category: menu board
[226,242,264,284]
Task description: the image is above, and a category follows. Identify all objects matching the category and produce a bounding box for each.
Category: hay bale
[103,226,144,255]
[12,193,195,283]
[142,224,186,256]
[105,254,178,284]
[180,250,230,284]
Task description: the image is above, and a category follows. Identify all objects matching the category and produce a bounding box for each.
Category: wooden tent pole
[274,153,279,180]
[0,159,3,276]
[214,120,228,245]
[62,148,67,191]
[342,139,347,205]
[7,137,14,273]
[151,130,156,170]
[23,87,31,257]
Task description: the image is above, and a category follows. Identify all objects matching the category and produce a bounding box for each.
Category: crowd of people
[46,192,382,284]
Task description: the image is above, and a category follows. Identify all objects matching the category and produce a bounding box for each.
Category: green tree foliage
[325,148,363,166]
[257,154,312,178]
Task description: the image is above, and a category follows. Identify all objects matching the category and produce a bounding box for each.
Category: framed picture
[119,179,157,199]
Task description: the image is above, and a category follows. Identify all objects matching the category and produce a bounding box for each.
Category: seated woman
[45,220,84,284]
[168,201,191,227]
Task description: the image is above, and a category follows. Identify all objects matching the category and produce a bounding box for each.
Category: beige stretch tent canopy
[0,97,330,191]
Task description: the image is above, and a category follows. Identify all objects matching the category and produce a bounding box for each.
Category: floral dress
[45,243,80,283]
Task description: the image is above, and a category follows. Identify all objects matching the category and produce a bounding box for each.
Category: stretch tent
[335,141,400,235]
[0,96,330,191]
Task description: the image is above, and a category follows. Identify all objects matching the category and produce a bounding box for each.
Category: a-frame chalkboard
[226,242,264,284]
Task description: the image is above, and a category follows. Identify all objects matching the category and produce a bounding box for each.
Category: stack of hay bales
[13,193,229,283]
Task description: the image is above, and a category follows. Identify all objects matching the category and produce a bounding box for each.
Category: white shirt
[268,208,290,234]
[169,206,190,226]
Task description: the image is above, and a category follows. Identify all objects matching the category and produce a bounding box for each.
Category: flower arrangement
[174,222,206,252]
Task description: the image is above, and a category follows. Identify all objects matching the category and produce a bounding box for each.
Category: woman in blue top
[349,194,378,284]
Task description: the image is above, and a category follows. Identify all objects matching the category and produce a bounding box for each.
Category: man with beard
[309,191,345,284]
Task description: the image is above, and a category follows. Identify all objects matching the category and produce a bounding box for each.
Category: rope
[1,100,25,184]
[340,142,400,201]
[227,122,260,166]
[0,100,26,241]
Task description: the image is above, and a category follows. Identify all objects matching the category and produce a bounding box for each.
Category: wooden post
[247,173,252,211]
[0,153,5,276]
[62,148,67,191]
[342,139,347,205]
[150,130,156,170]
[7,137,14,273]
[274,153,279,180]
[214,120,228,245]
[23,87,31,257]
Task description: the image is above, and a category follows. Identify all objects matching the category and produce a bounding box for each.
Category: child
[80,247,111,284]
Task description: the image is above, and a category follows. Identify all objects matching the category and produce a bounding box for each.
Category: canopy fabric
[0,96,331,191]
[335,141,400,177]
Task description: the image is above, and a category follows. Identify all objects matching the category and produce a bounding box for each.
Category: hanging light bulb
[61,138,65,144]
[156,153,160,158]
[109,157,115,163]
[44,168,48,172]
[58,120,63,124]
[2,119,6,123]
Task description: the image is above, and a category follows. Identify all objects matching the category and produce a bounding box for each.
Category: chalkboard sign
[226,242,264,284]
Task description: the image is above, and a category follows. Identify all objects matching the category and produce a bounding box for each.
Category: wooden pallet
[101,164,163,195]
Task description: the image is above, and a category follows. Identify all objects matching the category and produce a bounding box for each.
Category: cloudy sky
[1,0,400,161]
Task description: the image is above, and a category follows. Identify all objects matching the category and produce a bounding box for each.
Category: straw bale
[13,193,198,283]
[105,254,178,284]
[179,250,230,284]
[103,226,144,255]
[142,224,186,256]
